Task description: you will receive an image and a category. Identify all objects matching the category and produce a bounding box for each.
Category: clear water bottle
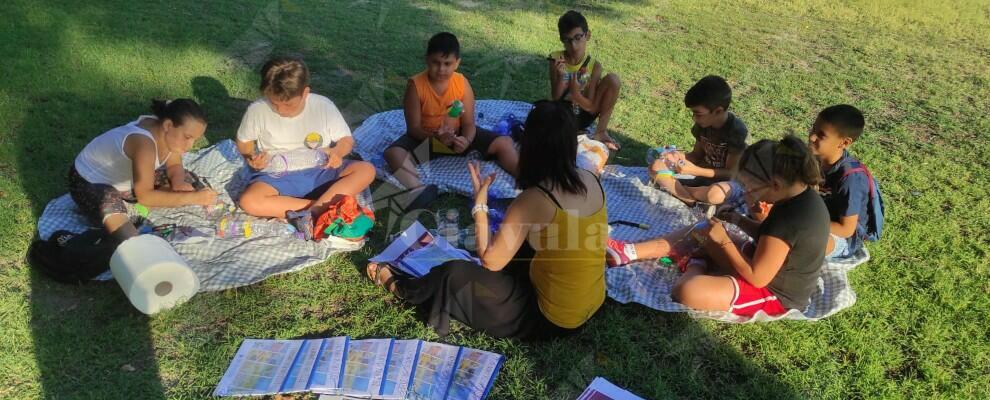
[440,100,464,134]
[436,208,461,247]
[216,215,300,239]
[262,148,329,178]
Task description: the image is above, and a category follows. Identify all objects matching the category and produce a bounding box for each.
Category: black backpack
[28,229,117,283]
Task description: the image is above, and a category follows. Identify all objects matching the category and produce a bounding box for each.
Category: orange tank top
[411,71,467,132]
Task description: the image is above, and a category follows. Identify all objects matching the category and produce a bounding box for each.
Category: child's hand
[649,158,666,174]
[705,218,732,247]
[246,152,270,170]
[194,189,219,206]
[676,158,700,176]
[451,136,470,153]
[321,148,344,169]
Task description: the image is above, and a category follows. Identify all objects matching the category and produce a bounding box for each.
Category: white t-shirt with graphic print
[236,93,351,153]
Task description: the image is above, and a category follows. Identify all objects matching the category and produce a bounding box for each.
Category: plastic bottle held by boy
[441,100,464,135]
[262,148,329,178]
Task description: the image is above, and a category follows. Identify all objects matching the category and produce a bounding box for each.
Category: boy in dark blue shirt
[808,104,871,259]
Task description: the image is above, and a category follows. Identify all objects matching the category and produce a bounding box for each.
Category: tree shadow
[191,76,252,145]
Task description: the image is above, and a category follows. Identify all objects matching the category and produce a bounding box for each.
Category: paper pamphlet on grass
[309,336,350,393]
[446,348,504,400]
[215,337,502,399]
[340,338,393,397]
[577,377,645,400]
[281,339,323,393]
[380,339,422,399]
[213,339,303,396]
[369,221,477,277]
[408,342,462,399]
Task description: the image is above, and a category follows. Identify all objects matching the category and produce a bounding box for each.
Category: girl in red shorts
[607,135,830,317]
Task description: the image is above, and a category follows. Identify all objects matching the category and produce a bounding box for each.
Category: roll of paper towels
[110,234,200,314]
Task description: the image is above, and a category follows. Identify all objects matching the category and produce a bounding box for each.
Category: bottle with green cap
[441,100,464,134]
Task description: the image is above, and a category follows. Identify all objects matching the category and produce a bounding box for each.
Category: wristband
[471,204,489,216]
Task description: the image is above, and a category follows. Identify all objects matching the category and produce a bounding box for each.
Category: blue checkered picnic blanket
[601,165,869,322]
[353,99,532,199]
[36,140,369,290]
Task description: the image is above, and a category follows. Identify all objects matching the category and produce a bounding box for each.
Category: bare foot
[594,132,621,151]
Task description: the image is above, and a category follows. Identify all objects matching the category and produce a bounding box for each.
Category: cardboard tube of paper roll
[110,235,200,314]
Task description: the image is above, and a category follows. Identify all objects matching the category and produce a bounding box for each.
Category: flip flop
[366,262,402,298]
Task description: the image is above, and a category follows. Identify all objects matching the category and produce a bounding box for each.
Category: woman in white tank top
[68,99,216,244]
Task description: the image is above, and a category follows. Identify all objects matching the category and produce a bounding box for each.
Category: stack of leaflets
[214,337,504,399]
[369,221,478,278]
[576,377,645,400]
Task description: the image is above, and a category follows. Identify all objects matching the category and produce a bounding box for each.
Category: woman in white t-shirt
[69,99,217,244]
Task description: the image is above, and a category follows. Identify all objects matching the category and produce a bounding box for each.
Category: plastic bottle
[262,148,329,178]
[216,215,301,239]
[492,114,517,136]
[440,100,464,135]
[436,208,461,247]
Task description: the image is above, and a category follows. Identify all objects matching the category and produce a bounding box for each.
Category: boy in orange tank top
[384,32,519,212]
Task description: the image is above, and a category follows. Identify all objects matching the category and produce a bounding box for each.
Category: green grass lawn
[2,0,989,398]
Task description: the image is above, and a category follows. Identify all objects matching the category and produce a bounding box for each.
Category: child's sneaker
[286,210,314,240]
[606,238,635,267]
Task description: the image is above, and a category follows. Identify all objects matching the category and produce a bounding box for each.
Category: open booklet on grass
[369,221,479,278]
[215,337,503,399]
[577,377,646,400]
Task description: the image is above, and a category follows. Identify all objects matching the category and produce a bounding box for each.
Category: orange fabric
[411,71,467,132]
[313,195,374,241]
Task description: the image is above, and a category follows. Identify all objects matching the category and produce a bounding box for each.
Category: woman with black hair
[367,100,608,340]
[69,99,217,245]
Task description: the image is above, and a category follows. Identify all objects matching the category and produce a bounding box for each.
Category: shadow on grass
[11,0,804,398]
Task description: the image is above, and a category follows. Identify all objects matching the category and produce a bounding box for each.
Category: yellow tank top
[529,179,608,329]
[411,71,467,154]
[550,50,597,96]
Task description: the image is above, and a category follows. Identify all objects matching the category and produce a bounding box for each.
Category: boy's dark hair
[426,32,460,58]
[557,10,589,35]
[739,135,821,187]
[684,75,732,111]
[260,56,310,101]
[818,104,865,141]
[150,98,205,126]
[517,100,587,195]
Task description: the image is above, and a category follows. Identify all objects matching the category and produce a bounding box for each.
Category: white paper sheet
[576,377,645,400]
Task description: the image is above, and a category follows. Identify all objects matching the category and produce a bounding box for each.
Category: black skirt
[396,243,585,340]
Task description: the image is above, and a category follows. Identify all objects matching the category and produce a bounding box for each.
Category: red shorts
[728,276,787,317]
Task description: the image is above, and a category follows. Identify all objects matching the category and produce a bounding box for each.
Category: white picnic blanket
[36,140,369,291]
[601,165,869,322]
[353,99,532,199]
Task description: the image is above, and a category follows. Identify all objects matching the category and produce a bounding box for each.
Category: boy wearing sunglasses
[548,10,622,151]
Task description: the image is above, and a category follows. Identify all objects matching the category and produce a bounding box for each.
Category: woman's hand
[468,160,495,207]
